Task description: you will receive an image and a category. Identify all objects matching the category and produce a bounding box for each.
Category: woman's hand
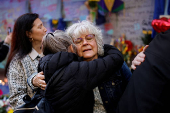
[32,71,46,90]
[4,33,12,45]
[131,45,149,70]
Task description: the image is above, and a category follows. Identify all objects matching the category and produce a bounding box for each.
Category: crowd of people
[1,12,169,113]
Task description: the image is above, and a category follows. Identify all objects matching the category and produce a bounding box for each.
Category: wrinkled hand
[32,71,46,90]
[131,45,149,70]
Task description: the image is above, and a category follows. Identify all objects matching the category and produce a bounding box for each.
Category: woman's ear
[68,44,75,53]
[26,31,31,38]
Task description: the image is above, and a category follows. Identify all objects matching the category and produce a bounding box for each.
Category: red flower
[0,89,3,96]
[125,40,133,52]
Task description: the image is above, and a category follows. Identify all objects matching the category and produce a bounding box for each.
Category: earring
[29,37,34,42]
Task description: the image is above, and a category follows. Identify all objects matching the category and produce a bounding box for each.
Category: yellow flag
[104,0,115,12]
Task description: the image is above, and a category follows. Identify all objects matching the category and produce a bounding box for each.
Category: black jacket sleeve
[117,29,170,113]
[72,44,124,89]
[42,44,123,90]
[0,41,9,62]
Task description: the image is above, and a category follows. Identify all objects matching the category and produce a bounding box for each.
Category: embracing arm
[42,44,123,90]
[74,44,124,89]
[27,57,47,91]
[27,71,46,91]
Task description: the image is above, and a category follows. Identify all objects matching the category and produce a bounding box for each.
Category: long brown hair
[5,13,39,75]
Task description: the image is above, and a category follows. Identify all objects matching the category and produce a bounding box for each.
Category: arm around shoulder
[79,44,124,89]
[103,44,124,70]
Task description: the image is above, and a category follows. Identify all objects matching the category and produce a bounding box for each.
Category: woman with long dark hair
[5,13,47,109]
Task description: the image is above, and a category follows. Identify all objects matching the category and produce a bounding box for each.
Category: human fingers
[39,79,46,90]
[131,64,136,70]
[32,72,45,87]
[40,83,47,90]
[131,52,145,70]
[131,58,141,69]
[132,52,145,63]
[37,72,47,90]
[39,73,45,80]
[4,33,12,44]
[137,52,145,59]
[135,54,145,62]
[39,79,46,86]
[143,45,149,52]
[132,59,142,66]
[7,33,12,40]
[39,71,44,75]
[131,60,142,70]
[32,75,40,87]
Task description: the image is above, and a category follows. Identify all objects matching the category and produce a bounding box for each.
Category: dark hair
[5,13,39,74]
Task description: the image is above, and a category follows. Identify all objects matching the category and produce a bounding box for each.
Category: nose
[44,26,47,32]
[82,38,88,45]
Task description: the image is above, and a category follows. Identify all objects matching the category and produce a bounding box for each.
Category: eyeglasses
[74,34,95,45]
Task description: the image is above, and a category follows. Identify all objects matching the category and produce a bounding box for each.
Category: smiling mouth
[83,49,91,52]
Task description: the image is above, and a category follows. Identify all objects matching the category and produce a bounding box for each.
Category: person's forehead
[74,31,90,37]
[33,18,42,27]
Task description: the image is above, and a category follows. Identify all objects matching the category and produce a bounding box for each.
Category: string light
[0,79,8,85]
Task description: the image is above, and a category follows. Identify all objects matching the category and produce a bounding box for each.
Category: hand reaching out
[131,45,149,70]
[4,33,12,45]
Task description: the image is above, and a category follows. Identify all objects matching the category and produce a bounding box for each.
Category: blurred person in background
[5,13,47,110]
[117,29,170,113]
[37,30,123,113]
[0,33,12,62]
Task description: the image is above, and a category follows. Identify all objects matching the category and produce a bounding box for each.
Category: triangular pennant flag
[104,0,115,12]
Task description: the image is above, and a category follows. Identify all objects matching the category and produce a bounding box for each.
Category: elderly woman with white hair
[36,29,124,113]
[65,20,132,113]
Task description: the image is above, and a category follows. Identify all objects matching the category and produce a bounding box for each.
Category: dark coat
[0,41,9,62]
[117,29,170,113]
[99,61,132,113]
[39,44,123,113]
